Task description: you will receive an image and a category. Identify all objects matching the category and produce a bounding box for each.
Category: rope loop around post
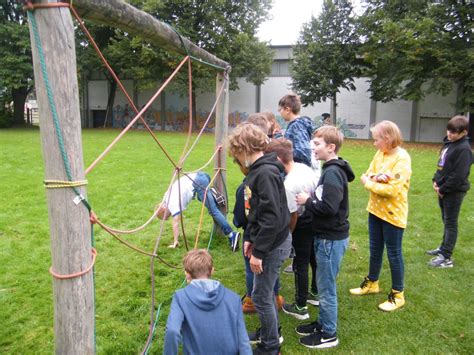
[50,248,97,279]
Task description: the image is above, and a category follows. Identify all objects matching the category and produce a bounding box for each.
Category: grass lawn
[0,127,473,354]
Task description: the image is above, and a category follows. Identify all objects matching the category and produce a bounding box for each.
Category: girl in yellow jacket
[350,121,411,312]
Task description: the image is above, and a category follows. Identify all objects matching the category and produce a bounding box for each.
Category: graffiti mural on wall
[111,104,249,131]
[276,115,361,138]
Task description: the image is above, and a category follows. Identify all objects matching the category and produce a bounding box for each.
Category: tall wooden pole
[27,3,95,354]
[214,71,230,225]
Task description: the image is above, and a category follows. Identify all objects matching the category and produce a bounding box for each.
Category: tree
[141,0,274,128]
[0,1,34,126]
[290,0,361,122]
[360,0,473,111]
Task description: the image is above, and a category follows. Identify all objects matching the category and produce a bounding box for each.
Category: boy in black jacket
[228,122,291,355]
[428,115,473,268]
[295,126,354,349]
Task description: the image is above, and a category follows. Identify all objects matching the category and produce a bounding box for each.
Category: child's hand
[296,191,310,205]
[244,241,253,258]
[375,173,391,183]
[361,174,369,185]
[250,255,263,274]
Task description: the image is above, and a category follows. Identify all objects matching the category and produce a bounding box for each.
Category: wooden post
[214,71,230,230]
[27,3,95,354]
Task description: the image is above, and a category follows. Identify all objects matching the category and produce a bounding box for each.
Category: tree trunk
[330,92,337,125]
[12,86,29,125]
[105,80,117,127]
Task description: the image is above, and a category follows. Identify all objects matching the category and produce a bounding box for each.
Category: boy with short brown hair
[164,249,251,355]
[428,115,472,268]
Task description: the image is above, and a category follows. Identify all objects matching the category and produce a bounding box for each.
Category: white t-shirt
[284,163,319,215]
[163,173,197,216]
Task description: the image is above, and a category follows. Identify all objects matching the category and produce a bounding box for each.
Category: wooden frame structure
[27,1,230,353]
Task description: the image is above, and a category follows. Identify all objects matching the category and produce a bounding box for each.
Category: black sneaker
[229,231,241,252]
[282,303,309,320]
[248,327,283,345]
[295,320,322,336]
[300,331,339,349]
[252,344,281,355]
[307,291,320,307]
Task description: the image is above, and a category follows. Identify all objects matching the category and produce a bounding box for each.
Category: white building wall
[88,80,108,110]
[375,100,413,141]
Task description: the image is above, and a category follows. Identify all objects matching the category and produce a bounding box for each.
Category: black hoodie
[433,136,472,194]
[303,157,355,240]
[244,152,290,259]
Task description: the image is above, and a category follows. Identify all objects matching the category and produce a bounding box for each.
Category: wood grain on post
[214,72,230,230]
[27,3,95,354]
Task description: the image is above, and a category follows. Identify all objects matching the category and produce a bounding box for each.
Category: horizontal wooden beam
[73,0,230,70]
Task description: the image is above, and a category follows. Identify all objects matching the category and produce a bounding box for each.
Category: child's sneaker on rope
[426,248,441,256]
[228,231,241,252]
[275,295,285,311]
[300,331,339,349]
[378,290,405,312]
[282,303,309,320]
[428,254,453,268]
[349,277,380,295]
[307,291,319,306]
[242,295,256,313]
[248,326,284,345]
[295,320,322,336]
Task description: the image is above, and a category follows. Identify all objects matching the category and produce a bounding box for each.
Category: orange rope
[50,248,97,279]
[69,5,179,170]
[85,56,190,175]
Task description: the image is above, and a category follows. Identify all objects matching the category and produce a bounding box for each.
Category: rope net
[26,2,231,354]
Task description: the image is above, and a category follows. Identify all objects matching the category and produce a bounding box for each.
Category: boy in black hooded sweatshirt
[228,122,291,355]
[295,126,354,349]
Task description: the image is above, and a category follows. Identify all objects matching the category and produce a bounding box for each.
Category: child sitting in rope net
[156,171,240,250]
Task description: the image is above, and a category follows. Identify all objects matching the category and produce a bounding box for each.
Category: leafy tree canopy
[290,0,361,110]
[360,0,473,110]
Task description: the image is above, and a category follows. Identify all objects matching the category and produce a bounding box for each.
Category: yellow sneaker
[378,290,405,312]
[349,277,380,295]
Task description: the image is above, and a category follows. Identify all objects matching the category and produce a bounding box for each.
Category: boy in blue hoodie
[163,249,251,355]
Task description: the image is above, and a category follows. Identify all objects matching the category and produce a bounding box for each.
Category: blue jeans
[314,237,348,335]
[438,192,466,258]
[244,245,280,297]
[193,172,232,235]
[252,235,291,352]
[368,213,405,291]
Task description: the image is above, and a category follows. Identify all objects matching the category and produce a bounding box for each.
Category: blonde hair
[228,122,269,158]
[313,125,344,153]
[370,120,403,149]
[183,249,213,279]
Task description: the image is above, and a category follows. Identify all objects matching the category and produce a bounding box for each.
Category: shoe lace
[387,292,396,304]
[360,278,369,288]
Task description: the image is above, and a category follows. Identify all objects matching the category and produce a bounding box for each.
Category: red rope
[50,248,97,279]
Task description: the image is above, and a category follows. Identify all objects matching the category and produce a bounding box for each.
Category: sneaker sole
[231,233,241,252]
[307,300,320,306]
[300,338,339,349]
[429,263,453,268]
[249,336,284,345]
[282,307,310,320]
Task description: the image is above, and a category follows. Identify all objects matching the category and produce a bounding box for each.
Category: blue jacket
[163,279,251,355]
[284,116,314,167]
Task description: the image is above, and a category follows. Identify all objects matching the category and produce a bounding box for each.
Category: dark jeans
[292,228,317,307]
[243,246,280,297]
[438,191,466,258]
[368,213,405,291]
[253,235,291,352]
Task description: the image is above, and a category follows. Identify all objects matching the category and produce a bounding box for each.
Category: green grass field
[1,128,473,354]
